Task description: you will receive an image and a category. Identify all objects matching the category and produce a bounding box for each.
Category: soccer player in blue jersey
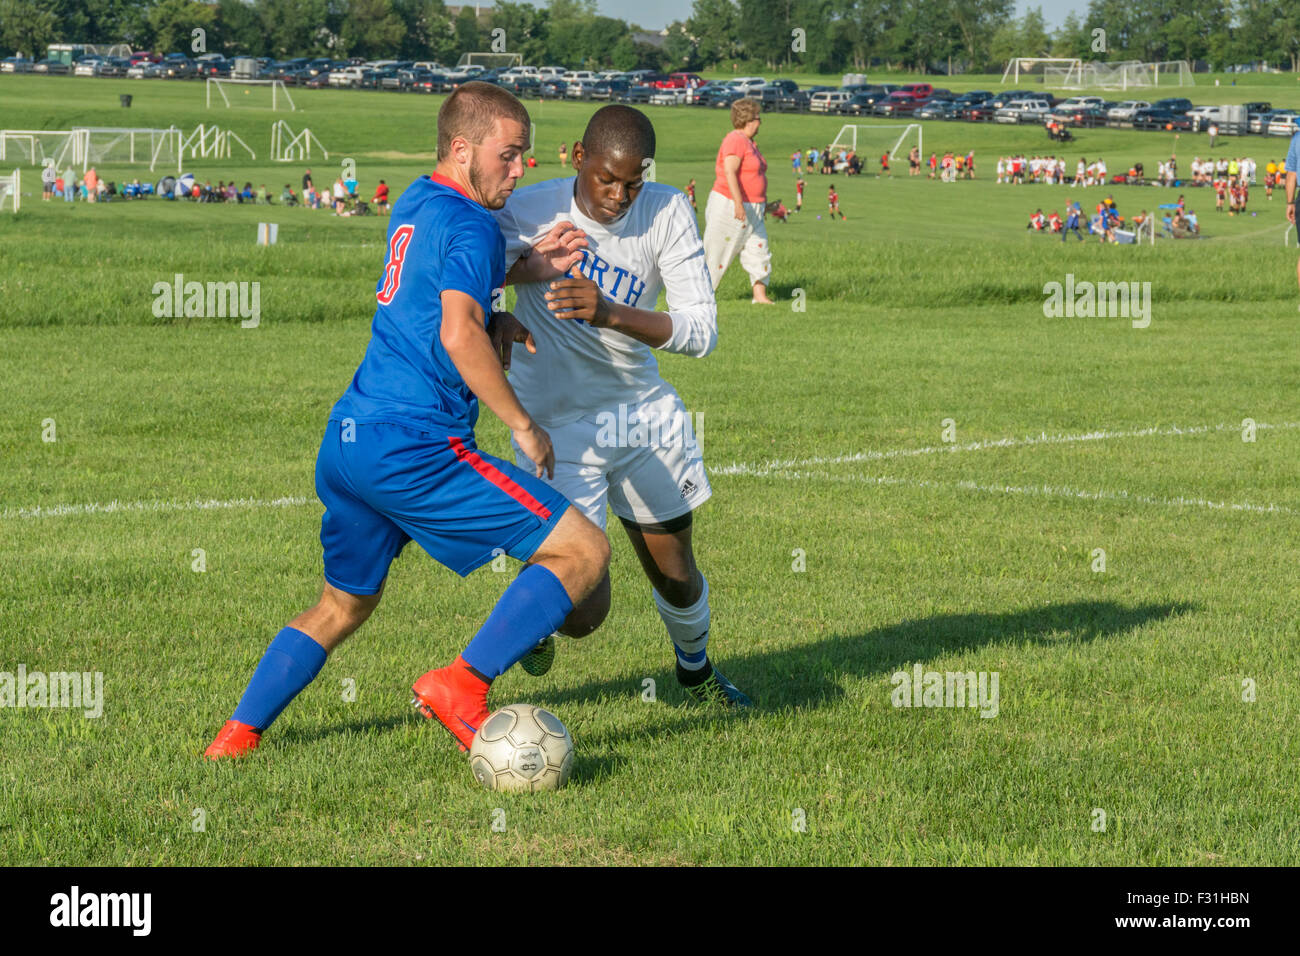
[205,83,610,758]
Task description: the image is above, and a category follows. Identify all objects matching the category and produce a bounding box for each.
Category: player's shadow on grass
[534,599,1193,741]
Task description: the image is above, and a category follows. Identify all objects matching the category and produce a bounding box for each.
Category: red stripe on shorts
[447,436,552,520]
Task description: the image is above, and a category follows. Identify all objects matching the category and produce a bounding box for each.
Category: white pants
[702,190,771,292]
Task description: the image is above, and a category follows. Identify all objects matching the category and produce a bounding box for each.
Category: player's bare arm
[441,289,554,478]
[505,220,588,284]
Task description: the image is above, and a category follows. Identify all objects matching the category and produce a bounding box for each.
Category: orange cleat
[204,719,262,759]
[412,655,490,752]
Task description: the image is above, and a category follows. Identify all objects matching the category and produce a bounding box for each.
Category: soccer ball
[469,703,573,792]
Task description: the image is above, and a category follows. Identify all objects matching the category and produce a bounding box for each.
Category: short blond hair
[730,97,761,129]
[437,82,531,160]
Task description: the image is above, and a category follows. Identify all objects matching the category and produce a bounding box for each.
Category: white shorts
[512,390,711,531]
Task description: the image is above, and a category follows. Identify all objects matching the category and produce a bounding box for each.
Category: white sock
[654,576,710,672]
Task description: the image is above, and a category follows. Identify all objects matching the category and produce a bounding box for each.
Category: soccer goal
[270,120,329,162]
[180,124,256,162]
[0,168,19,213]
[457,52,523,70]
[1001,57,1082,86]
[0,130,79,168]
[207,77,296,111]
[829,124,921,163]
[1043,59,1194,91]
[76,127,183,172]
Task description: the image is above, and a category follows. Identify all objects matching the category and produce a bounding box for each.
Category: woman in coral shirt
[702,98,775,304]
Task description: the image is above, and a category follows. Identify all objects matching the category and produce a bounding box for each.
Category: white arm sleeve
[656,192,718,357]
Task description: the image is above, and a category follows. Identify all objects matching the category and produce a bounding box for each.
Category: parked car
[914,98,955,120]
[100,56,133,77]
[73,57,105,77]
[1106,100,1151,123]
[161,54,194,78]
[894,82,933,101]
[32,58,70,74]
[659,72,703,89]
[565,78,599,100]
[1055,95,1105,112]
[951,90,992,108]
[1131,107,1193,130]
[649,87,688,105]
[1150,96,1193,113]
[729,76,767,95]
[304,72,331,89]
[540,78,568,98]
[988,89,1037,109]
[1267,111,1299,136]
[810,89,851,113]
[498,76,540,96]
[1,56,34,73]
[562,70,599,84]
[994,99,1052,124]
[329,66,367,87]
[875,91,924,116]
[1249,110,1276,134]
[838,86,895,116]
[1049,104,1108,128]
[591,78,631,101]
[686,81,729,106]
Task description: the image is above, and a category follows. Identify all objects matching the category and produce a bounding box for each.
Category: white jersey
[495,176,716,427]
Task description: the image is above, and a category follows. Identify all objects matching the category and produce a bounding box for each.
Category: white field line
[754,470,1296,516]
[2,421,1295,521]
[712,420,1299,478]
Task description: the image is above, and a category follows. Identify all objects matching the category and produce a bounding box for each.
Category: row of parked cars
[5,52,1297,136]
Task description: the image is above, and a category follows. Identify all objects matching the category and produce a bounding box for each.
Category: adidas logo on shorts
[680,479,697,499]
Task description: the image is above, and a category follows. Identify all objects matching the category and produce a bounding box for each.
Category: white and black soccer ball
[469,703,573,792]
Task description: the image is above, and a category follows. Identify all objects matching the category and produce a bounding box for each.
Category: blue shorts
[315,420,571,594]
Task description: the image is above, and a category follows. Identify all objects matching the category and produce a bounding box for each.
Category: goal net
[80,127,182,171]
[1001,57,1082,86]
[0,130,79,168]
[207,78,296,111]
[829,124,921,163]
[457,52,523,69]
[1044,59,1193,90]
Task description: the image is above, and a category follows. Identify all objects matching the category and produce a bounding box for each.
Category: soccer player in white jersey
[491,105,751,707]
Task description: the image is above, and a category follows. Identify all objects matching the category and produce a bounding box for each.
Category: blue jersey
[330,173,505,436]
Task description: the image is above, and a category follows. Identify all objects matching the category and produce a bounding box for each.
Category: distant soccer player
[491,105,751,707]
[828,185,846,220]
[204,83,610,759]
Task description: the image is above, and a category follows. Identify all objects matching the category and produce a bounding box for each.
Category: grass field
[1,76,1297,866]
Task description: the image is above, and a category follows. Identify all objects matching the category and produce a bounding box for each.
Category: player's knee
[655,571,701,609]
[560,579,610,638]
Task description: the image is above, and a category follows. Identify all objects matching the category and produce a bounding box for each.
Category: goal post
[207,77,296,111]
[830,124,921,163]
[458,52,523,70]
[1002,57,1081,85]
[0,168,19,213]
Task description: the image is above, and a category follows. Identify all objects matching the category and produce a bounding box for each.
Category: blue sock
[462,564,573,680]
[231,627,328,732]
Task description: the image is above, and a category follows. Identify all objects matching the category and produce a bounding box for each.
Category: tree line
[2,0,1298,74]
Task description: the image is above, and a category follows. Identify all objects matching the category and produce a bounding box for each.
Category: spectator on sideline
[41,163,55,200]
[63,165,76,202]
[703,96,775,305]
[372,179,389,214]
[558,142,567,167]
[281,184,298,206]
[686,176,696,210]
[302,168,312,195]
